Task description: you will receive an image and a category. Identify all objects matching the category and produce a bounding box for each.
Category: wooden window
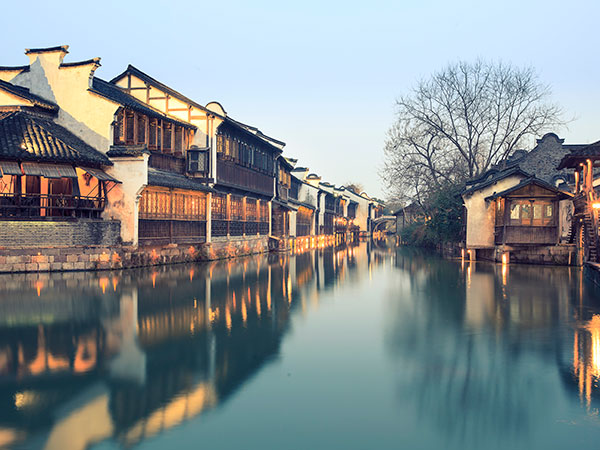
[149,119,157,149]
[113,110,124,145]
[163,122,172,152]
[509,199,555,226]
[137,114,146,144]
[245,198,257,221]
[174,126,183,151]
[125,111,135,144]
[230,195,243,221]
[224,135,231,158]
[211,193,227,220]
[259,201,269,222]
[217,134,224,154]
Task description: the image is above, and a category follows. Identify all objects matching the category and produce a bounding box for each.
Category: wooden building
[462,133,586,265]
[0,45,382,271]
[557,142,600,263]
[0,76,121,247]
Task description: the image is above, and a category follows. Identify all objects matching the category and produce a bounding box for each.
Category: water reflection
[0,244,374,450]
[2,244,600,449]
[387,249,600,448]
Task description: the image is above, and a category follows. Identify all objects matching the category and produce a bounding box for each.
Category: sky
[1,0,599,198]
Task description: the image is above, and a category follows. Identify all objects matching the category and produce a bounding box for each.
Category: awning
[21,162,77,178]
[0,160,22,176]
[80,167,121,183]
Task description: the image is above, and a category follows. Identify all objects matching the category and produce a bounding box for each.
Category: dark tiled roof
[107,145,150,157]
[288,198,316,210]
[484,177,573,201]
[462,166,529,195]
[0,65,30,72]
[464,133,587,196]
[0,111,111,166]
[279,155,295,170]
[0,79,58,111]
[25,46,69,54]
[147,168,213,193]
[557,141,600,169]
[90,78,195,129]
[60,58,100,68]
[224,117,285,150]
[110,65,213,116]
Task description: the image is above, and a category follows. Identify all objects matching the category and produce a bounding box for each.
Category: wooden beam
[149,96,168,100]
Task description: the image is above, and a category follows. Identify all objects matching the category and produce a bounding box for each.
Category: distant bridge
[371,215,396,232]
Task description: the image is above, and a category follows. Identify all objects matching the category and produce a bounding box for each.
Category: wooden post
[226,194,231,237]
[206,192,212,244]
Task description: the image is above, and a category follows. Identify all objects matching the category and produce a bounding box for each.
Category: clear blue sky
[1,0,598,198]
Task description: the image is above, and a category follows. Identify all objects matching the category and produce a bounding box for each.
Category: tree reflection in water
[385,248,600,448]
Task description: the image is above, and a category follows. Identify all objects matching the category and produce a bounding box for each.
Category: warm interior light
[592,202,600,209]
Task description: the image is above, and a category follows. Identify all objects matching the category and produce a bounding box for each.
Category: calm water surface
[1,242,600,449]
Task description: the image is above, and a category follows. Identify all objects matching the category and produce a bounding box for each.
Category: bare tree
[383,60,564,202]
[344,182,364,194]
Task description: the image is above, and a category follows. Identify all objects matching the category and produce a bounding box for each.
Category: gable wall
[463,175,524,248]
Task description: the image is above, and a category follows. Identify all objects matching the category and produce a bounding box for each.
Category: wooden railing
[139,219,206,245]
[211,219,269,237]
[494,225,558,245]
[0,193,105,219]
[217,156,274,196]
[149,152,186,174]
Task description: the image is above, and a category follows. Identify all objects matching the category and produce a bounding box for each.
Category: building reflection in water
[387,248,600,446]
[0,242,370,450]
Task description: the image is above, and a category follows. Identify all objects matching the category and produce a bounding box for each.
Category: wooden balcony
[149,152,185,174]
[211,219,269,237]
[139,219,206,245]
[494,226,558,245]
[216,156,274,196]
[0,193,105,219]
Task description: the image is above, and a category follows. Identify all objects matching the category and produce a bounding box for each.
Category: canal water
[0,242,600,449]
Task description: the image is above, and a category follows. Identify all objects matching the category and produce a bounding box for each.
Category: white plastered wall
[462,175,524,248]
[6,50,148,244]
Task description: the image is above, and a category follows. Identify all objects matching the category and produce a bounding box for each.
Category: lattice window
[174,126,183,151]
[125,111,135,144]
[230,195,243,221]
[137,114,146,144]
[149,119,158,149]
[259,201,269,222]
[113,109,125,145]
[211,193,227,220]
[245,198,258,221]
[163,122,172,152]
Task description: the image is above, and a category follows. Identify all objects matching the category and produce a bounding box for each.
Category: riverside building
[0,45,383,273]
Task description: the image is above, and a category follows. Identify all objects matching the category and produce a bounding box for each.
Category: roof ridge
[91,77,195,129]
[60,58,101,68]
[0,79,58,111]
[110,64,212,115]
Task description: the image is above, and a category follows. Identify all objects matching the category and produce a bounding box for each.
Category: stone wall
[0,220,121,247]
[0,235,271,273]
[471,244,577,266]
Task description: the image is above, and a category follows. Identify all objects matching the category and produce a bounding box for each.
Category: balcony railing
[0,193,105,219]
[139,219,206,245]
[217,156,274,196]
[149,152,186,174]
[211,220,269,237]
